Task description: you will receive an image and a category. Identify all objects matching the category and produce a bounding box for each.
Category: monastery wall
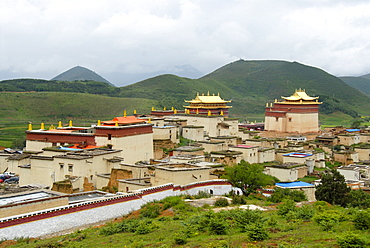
[0,180,235,240]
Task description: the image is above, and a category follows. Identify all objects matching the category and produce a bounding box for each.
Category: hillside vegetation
[51,66,112,85]
[118,60,370,118]
[0,92,155,121]
[5,195,370,248]
[340,76,370,96]
[0,60,369,122]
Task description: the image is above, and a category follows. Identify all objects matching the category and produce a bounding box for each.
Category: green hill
[340,76,370,96]
[119,60,370,118]
[0,92,156,121]
[51,66,113,85]
[1,60,370,121]
[0,79,119,95]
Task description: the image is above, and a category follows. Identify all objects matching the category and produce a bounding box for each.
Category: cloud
[1,0,370,84]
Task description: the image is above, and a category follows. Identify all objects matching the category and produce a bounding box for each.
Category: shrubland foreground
[2,192,370,248]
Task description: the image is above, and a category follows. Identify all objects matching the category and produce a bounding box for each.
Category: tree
[315,169,351,206]
[223,160,276,196]
[347,189,370,209]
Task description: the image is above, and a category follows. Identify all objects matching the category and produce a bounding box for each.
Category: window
[59,163,64,170]
[68,164,73,172]
[275,117,279,122]
[107,134,112,140]
[289,118,292,122]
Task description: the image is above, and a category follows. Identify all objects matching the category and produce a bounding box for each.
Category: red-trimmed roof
[102,116,146,125]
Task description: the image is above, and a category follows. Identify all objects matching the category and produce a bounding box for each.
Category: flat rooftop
[0,191,61,206]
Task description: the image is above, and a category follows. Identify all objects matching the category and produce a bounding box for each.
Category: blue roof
[276,181,314,188]
[58,147,82,151]
[283,152,313,157]
[345,129,361,132]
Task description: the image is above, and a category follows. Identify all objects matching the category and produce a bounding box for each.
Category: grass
[4,196,370,248]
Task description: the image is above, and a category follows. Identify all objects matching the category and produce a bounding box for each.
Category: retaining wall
[0,180,235,239]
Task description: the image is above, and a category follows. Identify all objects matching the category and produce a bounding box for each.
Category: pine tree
[315,169,351,206]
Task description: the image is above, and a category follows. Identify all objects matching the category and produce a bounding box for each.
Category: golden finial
[28,123,32,131]
[97,120,101,126]
[220,110,224,116]
[174,109,177,114]
[270,103,273,107]
[69,120,73,127]
[49,124,55,130]
[196,108,199,114]
[163,106,166,111]
[133,109,137,114]
[148,118,151,123]
[171,106,174,111]
[115,121,118,126]
[266,103,268,107]
[207,91,210,96]
[58,121,62,128]
[124,110,127,117]
[151,107,155,111]
[208,110,211,116]
[41,123,45,130]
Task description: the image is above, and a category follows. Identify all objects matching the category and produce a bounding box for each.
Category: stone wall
[0,180,235,240]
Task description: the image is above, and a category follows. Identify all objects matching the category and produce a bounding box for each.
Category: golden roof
[281,89,319,101]
[185,92,231,104]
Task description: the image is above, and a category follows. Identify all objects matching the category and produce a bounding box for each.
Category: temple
[264,89,322,133]
[183,92,232,117]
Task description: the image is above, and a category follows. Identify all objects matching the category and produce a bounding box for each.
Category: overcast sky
[1,0,370,86]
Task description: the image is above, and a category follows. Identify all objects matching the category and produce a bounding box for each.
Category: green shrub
[277,200,296,217]
[246,223,269,241]
[174,233,187,245]
[140,203,161,218]
[313,210,343,231]
[231,195,246,205]
[214,198,229,207]
[270,188,307,203]
[208,217,228,235]
[194,190,212,199]
[336,232,367,248]
[160,196,183,209]
[353,210,370,230]
[295,205,315,221]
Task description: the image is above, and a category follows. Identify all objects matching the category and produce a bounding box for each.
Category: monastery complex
[0,89,370,238]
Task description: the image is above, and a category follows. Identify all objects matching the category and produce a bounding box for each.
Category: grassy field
[4,195,370,248]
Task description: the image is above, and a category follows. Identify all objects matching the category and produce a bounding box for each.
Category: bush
[174,233,187,245]
[337,232,367,248]
[214,198,229,207]
[277,200,296,217]
[313,210,343,231]
[353,210,370,230]
[140,203,161,218]
[232,195,246,205]
[160,196,183,210]
[246,223,269,241]
[270,188,307,203]
[295,205,315,221]
[208,217,228,235]
[194,190,212,199]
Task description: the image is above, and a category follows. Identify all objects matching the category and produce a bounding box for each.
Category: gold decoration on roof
[279,89,322,105]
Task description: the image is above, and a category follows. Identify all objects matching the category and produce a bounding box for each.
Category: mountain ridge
[51,66,113,86]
